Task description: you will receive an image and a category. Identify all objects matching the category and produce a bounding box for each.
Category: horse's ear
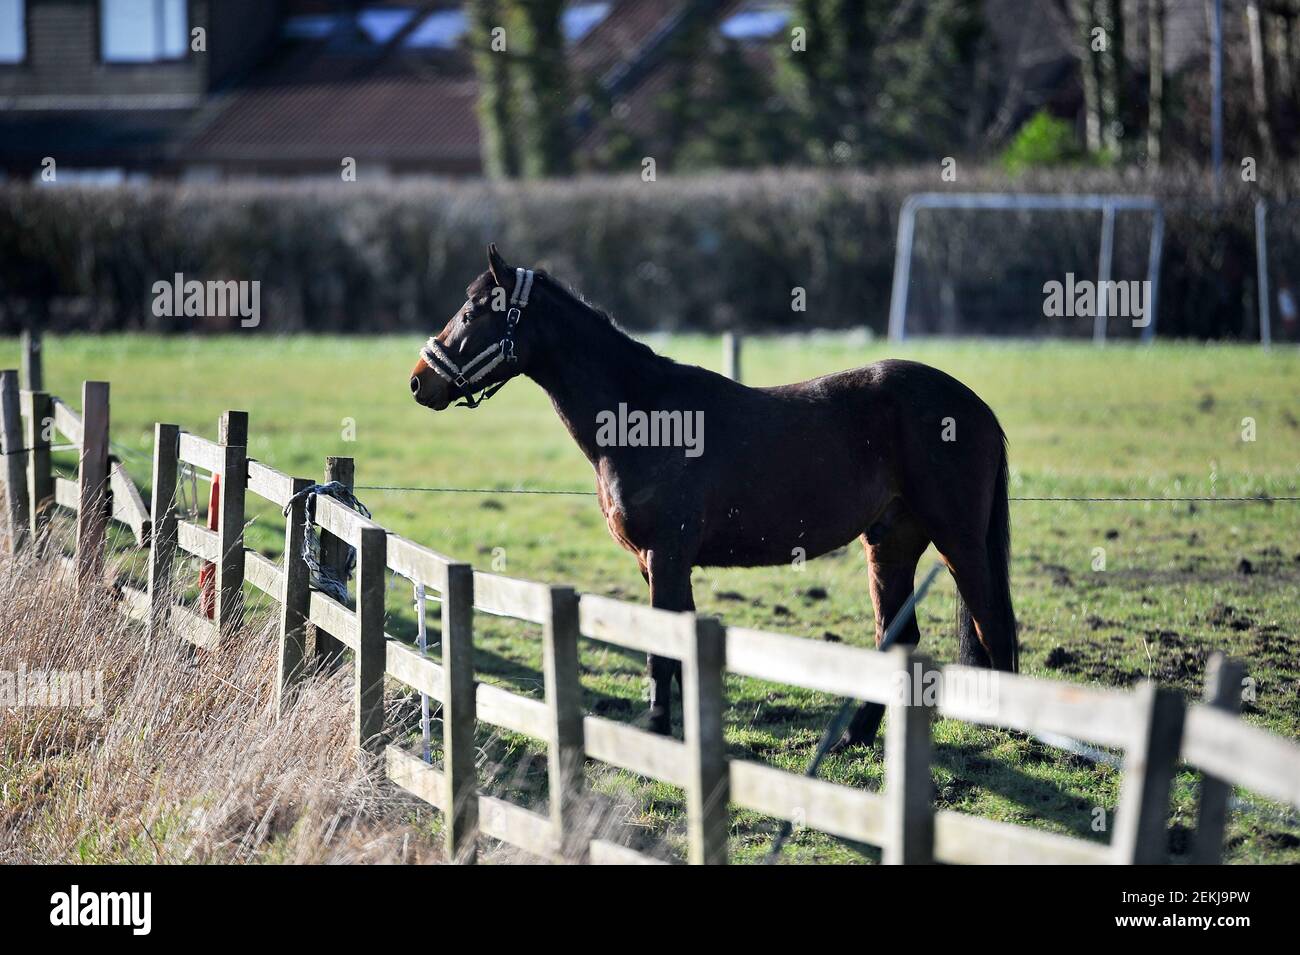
[487,244,510,287]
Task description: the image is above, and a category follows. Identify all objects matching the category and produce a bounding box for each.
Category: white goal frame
[887,193,1166,344]
[1254,198,1300,349]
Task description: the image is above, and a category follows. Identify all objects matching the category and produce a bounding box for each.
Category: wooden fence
[1,371,151,585]
[2,373,1299,865]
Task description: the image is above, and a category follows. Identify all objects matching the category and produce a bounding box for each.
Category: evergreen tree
[878,0,989,157]
[467,0,518,179]
[666,33,800,171]
[778,0,882,164]
[507,0,574,178]
[657,6,711,171]
[776,0,988,165]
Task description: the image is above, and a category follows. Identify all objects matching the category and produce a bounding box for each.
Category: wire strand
[355,484,1300,504]
[0,443,80,456]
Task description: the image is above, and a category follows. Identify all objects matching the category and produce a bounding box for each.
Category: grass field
[4,333,1299,863]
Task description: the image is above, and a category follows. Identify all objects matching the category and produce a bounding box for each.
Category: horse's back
[756,358,990,409]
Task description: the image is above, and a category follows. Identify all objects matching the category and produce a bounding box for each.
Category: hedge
[0,166,1293,339]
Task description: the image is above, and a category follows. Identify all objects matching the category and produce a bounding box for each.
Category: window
[358,6,417,44]
[402,9,466,50]
[0,0,25,64]
[719,3,791,41]
[101,0,188,63]
[284,6,418,44]
[563,3,610,43]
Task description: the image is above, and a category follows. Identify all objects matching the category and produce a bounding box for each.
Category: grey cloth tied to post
[283,481,372,603]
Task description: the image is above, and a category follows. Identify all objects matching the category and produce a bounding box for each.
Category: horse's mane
[470,268,672,369]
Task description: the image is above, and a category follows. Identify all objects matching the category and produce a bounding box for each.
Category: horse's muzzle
[410,363,450,410]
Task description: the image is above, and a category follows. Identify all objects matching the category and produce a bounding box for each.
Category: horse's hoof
[827,728,878,756]
[827,733,855,756]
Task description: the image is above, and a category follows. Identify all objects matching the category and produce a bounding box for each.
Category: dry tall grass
[0,546,442,864]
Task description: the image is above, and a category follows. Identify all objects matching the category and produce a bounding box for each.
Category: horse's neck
[525,306,663,465]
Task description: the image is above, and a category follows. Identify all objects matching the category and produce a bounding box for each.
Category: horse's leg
[833,509,930,752]
[645,547,692,736]
[894,424,1018,672]
[935,538,1018,671]
[902,502,1018,671]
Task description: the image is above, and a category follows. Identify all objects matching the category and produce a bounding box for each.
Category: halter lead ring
[420,267,533,408]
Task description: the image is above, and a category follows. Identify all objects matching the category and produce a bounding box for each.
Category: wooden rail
[5,372,1299,865]
[2,376,151,578]
[374,556,1300,865]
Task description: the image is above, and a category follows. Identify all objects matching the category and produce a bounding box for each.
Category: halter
[420,267,534,409]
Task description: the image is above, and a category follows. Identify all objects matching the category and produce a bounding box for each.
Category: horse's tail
[956,433,1018,671]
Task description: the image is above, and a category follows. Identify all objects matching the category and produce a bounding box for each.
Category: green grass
[5,333,1299,863]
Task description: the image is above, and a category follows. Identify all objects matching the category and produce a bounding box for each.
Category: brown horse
[411,247,1017,749]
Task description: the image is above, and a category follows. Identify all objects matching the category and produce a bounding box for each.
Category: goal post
[887,193,1165,345]
[1255,198,1300,348]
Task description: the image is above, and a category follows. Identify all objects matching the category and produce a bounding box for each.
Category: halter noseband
[420,267,534,409]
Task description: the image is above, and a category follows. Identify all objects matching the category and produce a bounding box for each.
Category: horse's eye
[461,312,473,326]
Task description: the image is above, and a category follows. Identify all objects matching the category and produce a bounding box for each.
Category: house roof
[180,1,680,172]
[575,0,769,153]
[570,0,690,82]
[179,2,481,169]
[183,57,481,167]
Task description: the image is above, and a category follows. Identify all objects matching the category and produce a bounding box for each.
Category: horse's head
[410,244,536,411]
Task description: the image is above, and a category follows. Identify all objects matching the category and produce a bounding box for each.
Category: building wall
[207,0,282,89]
[0,0,210,101]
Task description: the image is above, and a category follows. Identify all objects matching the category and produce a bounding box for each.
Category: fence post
[442,562,478,863]
[722,332,742,382]
[276,475,313,717]
[682,614,728,865]
[542,584,586,860]
[21,389,53,543]
[0,371,29,554]
[76,381,110,587]
[315,455,353,667]
[354,524,387,756]
[20,330,42,392]
[146,423,180,646]
[214,411,248,638]
[884,647,934,864]
[1112,682,1185,863]
[1191,653,1247,863]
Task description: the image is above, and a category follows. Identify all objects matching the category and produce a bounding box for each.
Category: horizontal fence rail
[2,375,153,589]
[3,372,1299,865]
